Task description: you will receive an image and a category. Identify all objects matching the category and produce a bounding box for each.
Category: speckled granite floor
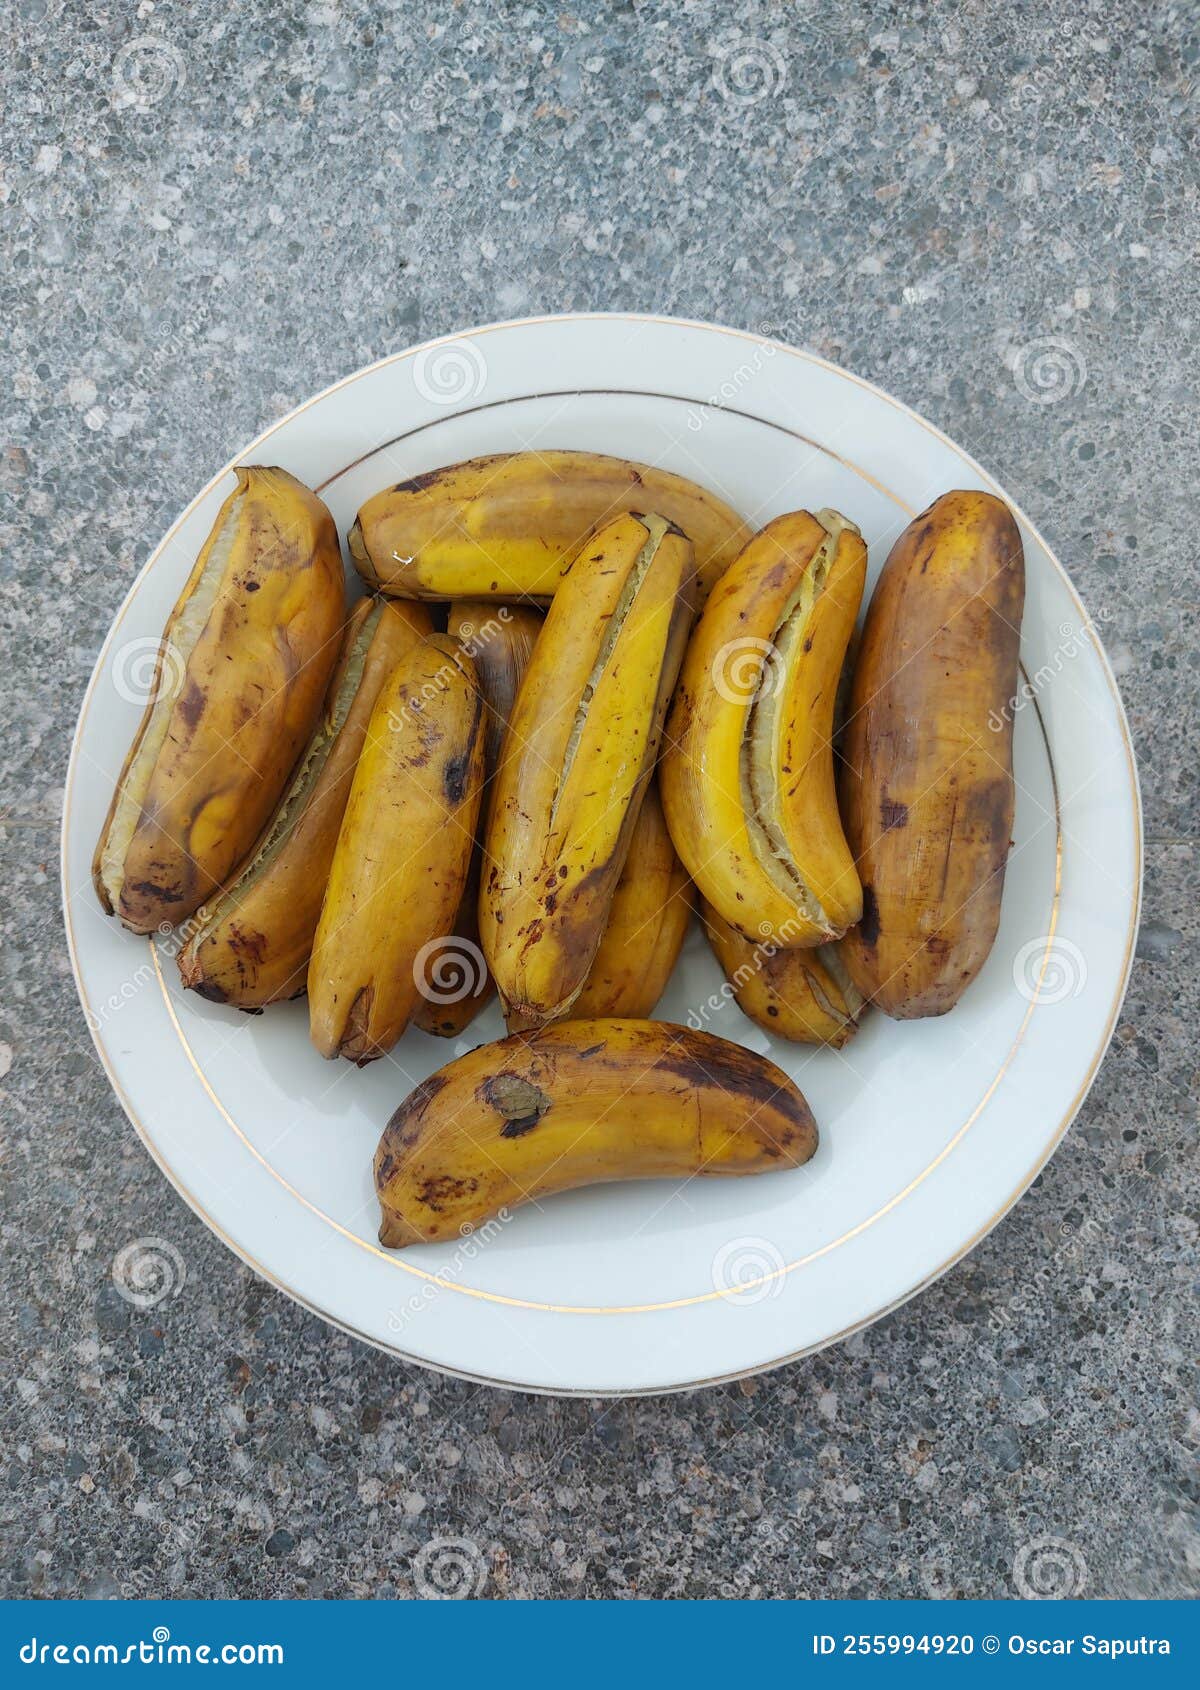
[2,0,1196,1601]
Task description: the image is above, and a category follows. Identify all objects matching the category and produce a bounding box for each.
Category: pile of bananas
[97,452,1024,1246]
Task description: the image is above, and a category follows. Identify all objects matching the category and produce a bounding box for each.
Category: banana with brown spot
[480,511,695,1030]
[349,449,747,604]
[660,509,866,947]
[177,598,433,1008]
[374,1018,818,1246]
[308,635,486,1063]
[94,466,345,933]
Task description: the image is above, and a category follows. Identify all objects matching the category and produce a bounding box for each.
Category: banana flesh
[701,902,863,1046]
[374,1018,818,1246]
[349,449,748,604]
[660,509,866,947]
[479,511,695,1030]
[308,635,486,1063]
[177,598,433,1007]
[572,781,693,1019]
[94,466,344,933]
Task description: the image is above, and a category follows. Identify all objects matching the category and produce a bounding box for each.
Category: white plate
[62,314,1141,1396]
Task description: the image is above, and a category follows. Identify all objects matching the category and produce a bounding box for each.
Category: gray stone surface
[1,0,1196,1601]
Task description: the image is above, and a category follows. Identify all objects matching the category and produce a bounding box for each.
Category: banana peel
[349,449,747,604]
[411,602,544,1037]
[839,491,1024,1017]
[572,781,693,1019]
[701,902,864,1046]
[374,1018,819,1246]
[479,511,695,1030]
[660,509,866,947]
[177,598,433,1007]
[308,635,486,1063]
[94,466,344,933]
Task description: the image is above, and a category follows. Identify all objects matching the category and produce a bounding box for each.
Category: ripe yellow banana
[348,449,748,604]
[479,511,695,1030]
[572,781,694,1019]
[374,1019,818,1246]
[411,602,543,1037]
[660,509,866,947]
[308,635,485,1063]
[94,466,344,933]
[701,903,864,1047]
[177,598,433,1008]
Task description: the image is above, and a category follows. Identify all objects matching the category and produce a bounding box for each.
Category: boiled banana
[308,635,485,1063]
[839,491,1025,1017]
[447,600,544,778]
[572,781,693,1019]
[660,509,866,947]
[349,449,748,604]
[479,511,695,1030]
[374,1018,818,1246]
[701,903,863,1046]
[177,598,433,1007]
[94,466,344,933]
[411,602,543,1037]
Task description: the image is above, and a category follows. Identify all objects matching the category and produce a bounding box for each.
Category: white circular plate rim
[62,312,1142,1396]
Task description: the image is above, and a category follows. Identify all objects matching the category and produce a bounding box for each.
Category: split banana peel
[479,511,696,1030]
[411,601,543,1038]
[349,449,748,604]
[308,635,486,1062]
[177,598,433,1007]
[94,466,345,933]
[572,781,693,1019]
[374,1019,818,1246]
[701,903,863,1047]
[660,509,866,947]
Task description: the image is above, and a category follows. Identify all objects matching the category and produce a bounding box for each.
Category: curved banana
[660,509,866,946]
[308,635,485,1063]
[479,511,695,1030]
[572,782,693,1019]
[839,490,1024,1017]
[701,903,863,1047]
[349,449,747,603]
[411,602,543,1037]
[177,598,433,1007]
[94,466,344,933]
[374,1019,818,1246]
